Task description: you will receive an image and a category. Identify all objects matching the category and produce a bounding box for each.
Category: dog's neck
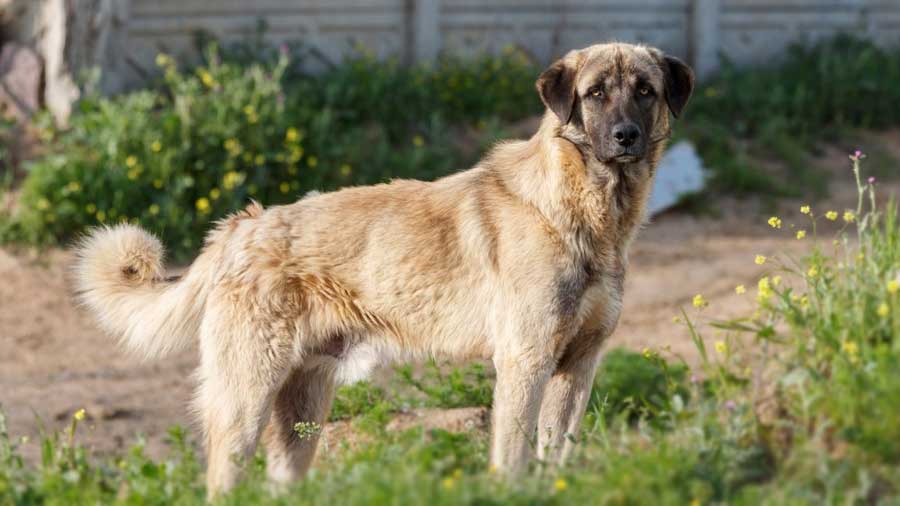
[492,112,667,265]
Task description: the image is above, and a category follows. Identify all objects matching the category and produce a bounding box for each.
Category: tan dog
[74,42,693,496]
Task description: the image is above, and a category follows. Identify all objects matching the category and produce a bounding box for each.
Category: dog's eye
[589,88,603,98]
[638,86,652,96]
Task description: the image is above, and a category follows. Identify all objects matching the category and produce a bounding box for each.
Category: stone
[648,140,706,215]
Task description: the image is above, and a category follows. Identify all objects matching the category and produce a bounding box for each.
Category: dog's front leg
[489,351,555,474]
[536,334,605,464]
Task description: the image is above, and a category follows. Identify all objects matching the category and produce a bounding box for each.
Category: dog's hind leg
[262,364,336,486]
[196,310,295,498]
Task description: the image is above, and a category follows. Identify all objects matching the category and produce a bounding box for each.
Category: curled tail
[73,224,210,360]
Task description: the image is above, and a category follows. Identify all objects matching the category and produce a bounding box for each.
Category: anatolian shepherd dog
[74,42,693,496]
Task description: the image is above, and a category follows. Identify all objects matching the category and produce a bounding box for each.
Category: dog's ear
[536,58,578,124]
[660,55,695,118]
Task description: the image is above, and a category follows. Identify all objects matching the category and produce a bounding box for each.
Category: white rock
[648,140,706,215]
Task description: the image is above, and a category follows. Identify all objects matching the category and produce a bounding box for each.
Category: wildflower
[155,53,171,67]
[307,156,318,168]
[127,169,140,181]
[849,149,865,161]
[642,347,653,359]
[724,400,736,411]
[767,216,782,229]
[690,500,701,506]
[243,104,256,117]
[554,478,568,491]
[196,197,211,214]
[280,182,290,194]
[210,188,221,200]
[151,140,162,152]
[757,276,773,301]
[672,315,682,323]
[153,179,164,189]
[877,303,890,318]
[73,409,86,421]
[735,284,746,295]
[224,138,242,157]
[842,341,859,355]
[807,266,819,278]
[800,295,809,309]
[772,275,782,287]
[800,205,811,215]
[223,171,244,190]
[888,280,899,294]
[66,181,81,192]
[85,203,96,214]
[199,69,215,87]
[692,294,708,308]
[125,155,138,168]
[755,255,766,265]
[340,164,352,177]
[413,135,425,147]
[289,146,304,162]
[254,154,265,166]
[796,230,807,240]
[148,204,160,216]
[843,211,855,223]
[714,341,727,354]
[442,477,455,490]
[36,198,50,211]
[868,176,876,185]
[825,211,838,221]
[96,210,106,222]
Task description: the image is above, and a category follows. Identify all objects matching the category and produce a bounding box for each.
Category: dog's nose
[612,123,641,147]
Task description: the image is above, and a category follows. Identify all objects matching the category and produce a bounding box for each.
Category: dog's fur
[73,42,693,496]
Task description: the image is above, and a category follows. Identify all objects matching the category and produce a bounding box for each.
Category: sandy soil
[1,141,896,464]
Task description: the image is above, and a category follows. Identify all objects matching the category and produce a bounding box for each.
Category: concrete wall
[122,0,900,85]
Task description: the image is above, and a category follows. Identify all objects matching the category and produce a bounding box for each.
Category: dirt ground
[1,140,897,464]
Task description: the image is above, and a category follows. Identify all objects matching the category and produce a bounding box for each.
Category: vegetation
[2,156,899,505]
[2,36,900,257]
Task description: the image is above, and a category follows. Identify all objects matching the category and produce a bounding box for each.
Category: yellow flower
[690,499,702,506]
[413,135,425,147]
[307,156,318,168]
[825,211,838,221]
[85,203,96,214]
[755,255,766,265]
[127,169,140,181]
[692,294,708,308]
[672,315,682,323]
[125,155,138,168]
[96,210,106,222]
[254,154,265,166]
[888,280,899,294]
[199,70,215,88]
[877,303,890,318]
[796,230,806,240]
[800,205,811,215]
[151,140,162,152]
[285,127,299,143]
[209,188,221,200]
[735,284,746,295]
[714,341,727,354]
[223,171,244,190]
[289,146,304,162]
[757,277,773,301]
[554,478,568,491]
[243,104,256,117]
[155,53,171,67]
[772,275,782,287]
[441,477,455,490]
[73,409,86,421]
[66,181,81,192]
[340,163,352,176]
[807,266,819,278]
[279,182,290,194]
[224,138,242,157]
[148,204,160,216]
[800,295,809,309]
[196,197,211,214]
[153,179,164,189]
[36,198,50,211]
[841,341,859,355]
[767,216,782,229]
[843,211,855,223]
[642,347,653,358]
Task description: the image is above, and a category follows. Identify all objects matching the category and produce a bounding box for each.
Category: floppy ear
[536,58,577,124]
[661,55,695,118]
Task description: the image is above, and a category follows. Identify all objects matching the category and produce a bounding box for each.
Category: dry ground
[1,140,897,464]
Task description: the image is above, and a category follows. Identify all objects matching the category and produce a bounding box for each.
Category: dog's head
[536,43,694,164]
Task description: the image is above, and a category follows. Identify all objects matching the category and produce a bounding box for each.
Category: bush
[3,45,539,259]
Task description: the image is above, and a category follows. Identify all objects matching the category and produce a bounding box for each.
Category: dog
[74,42,693,496]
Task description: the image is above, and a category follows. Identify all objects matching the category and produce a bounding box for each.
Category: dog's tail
[73,224,211,360]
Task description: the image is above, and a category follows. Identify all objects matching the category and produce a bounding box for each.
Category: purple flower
[724,400,737,411]
[690,374,700,384]
[868,176,876,184]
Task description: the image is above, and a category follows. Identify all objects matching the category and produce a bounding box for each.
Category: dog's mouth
[598,153,643,164]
